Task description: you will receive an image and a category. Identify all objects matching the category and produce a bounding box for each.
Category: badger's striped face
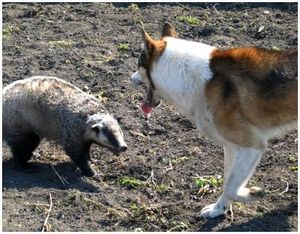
[87,114,127,154]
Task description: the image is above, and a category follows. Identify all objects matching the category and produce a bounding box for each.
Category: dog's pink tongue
[141,102,152,118]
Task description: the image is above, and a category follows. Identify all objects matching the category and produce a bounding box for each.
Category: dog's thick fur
[131,23,297,218]
[3,76,127,177]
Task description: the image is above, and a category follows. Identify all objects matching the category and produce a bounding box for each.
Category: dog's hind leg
[200,146,264,218]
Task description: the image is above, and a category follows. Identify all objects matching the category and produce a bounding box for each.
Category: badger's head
[85,113,127,154]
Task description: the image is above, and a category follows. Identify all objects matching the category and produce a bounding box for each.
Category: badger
[2,76,127,177]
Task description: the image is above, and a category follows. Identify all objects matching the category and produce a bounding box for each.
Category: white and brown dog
[130,22,297,218]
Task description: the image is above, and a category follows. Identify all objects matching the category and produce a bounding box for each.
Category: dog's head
[130,22,178,117]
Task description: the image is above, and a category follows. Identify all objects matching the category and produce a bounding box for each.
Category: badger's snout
[116,144,128,153]
[111,141,127,156]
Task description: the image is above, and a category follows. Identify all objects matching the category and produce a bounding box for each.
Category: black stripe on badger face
[101,125,120,149]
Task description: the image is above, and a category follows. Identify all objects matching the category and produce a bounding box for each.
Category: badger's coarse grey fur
[3,76,127,177]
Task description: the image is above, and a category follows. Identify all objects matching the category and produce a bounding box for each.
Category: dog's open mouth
[140,88,161,118]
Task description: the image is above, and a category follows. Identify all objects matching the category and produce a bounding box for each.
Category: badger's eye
[101,125,119,147]
[91,125,100,135]
[116,116,121,123]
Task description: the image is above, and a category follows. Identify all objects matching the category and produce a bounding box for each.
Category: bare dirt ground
[2,2,298,232]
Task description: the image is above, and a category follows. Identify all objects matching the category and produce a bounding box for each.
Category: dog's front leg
[200,146,264,218]
[199,146,233,218]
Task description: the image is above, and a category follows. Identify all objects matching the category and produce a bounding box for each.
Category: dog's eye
[138,52,148,69]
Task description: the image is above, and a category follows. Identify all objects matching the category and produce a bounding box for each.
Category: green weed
[288,155,297,163]
[130,203,140,211]
[128,3,143,26]
[171,156,190,165]
[3,25,20,38]
[119,177,143,188]
[194,175,223,196]
[168,221,190,232]
[117,43,129,51]
[95,91,108,103]
[84,71,95,79]
[272,45,281,51]
[128,3,139,13]
[155,183,170,192]
[48,39,75,48]
[178,16,200,26]
[289,165,298,172]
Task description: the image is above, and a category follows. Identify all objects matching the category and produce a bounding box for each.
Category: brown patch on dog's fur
[205,47,297,147]
[161,22,177,38]
[141,28,167,88]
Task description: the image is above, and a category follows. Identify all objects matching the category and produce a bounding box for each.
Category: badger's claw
[90,173,103,182]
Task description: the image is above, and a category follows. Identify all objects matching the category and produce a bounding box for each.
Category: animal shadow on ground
[199,202,297,231]
[3,159,100,193]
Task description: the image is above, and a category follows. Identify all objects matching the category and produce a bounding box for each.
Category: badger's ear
[141,28,154,55]
[161,22,177,38]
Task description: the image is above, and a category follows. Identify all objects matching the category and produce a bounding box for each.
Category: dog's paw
[200,203,227,218]
[249,186,266,198]
[237,187,266,201]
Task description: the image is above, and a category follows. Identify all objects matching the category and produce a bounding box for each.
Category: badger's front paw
[91,173,103,182]
[81,166,96,177]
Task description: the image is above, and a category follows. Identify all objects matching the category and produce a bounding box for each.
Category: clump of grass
[95,91,108,103]
[129,202,159,223]
[194,175,223,196]
[147,148,156,155]
[178,15,200,26]
[3,25,20,38]
[171,156,190,165]
[288,155,297,163]
[272,45,281,51]
[84,71,95,79]
[155,183,170,193]
[117,43,129,51]
[130,203,140,211]
[48,39,75,48]
[119,177,143,188]
[128,3,139,12]
[289,165,298,172]
[128,3,143,26]
[195,175,223,188]
[168,221,190,232]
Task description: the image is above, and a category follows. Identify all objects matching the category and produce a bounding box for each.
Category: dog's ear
[141,28,154,55]
[162,22,177,38]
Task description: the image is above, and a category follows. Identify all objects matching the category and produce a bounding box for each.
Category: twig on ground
[163,160,173,174]
[51,165,69,185]
[41,193,53,232]
[146,170,156,185]
[279,180,289,195]
[148,222,163,231]
[269,180,290,195]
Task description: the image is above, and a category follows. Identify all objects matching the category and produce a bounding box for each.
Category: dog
[130,22,297,218]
